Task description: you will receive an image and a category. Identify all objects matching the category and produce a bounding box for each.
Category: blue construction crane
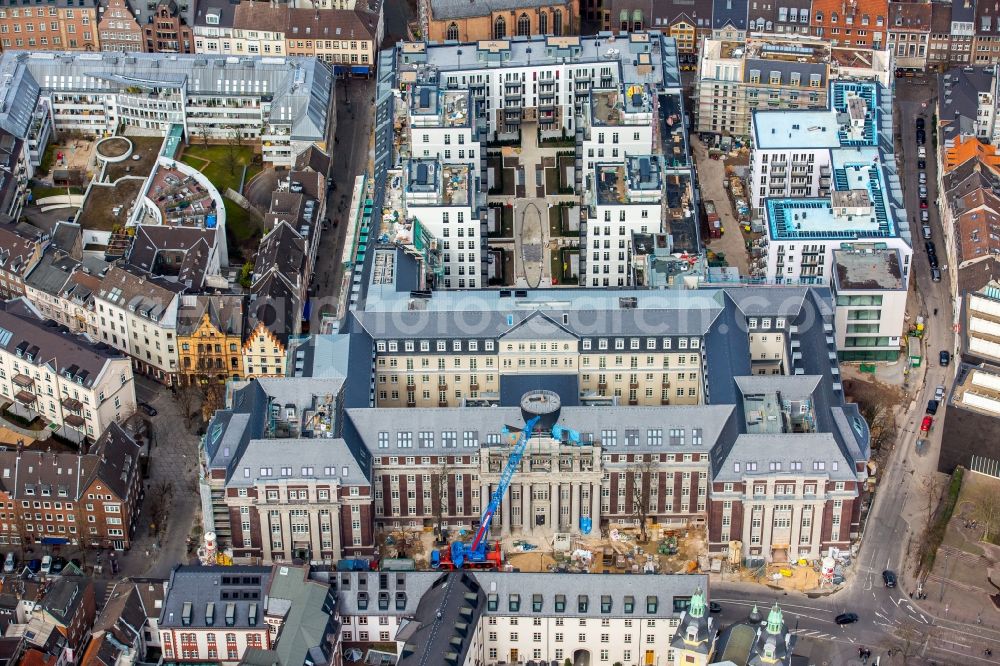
[432,415,541,570]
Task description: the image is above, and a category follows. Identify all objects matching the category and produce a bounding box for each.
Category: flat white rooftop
[753,110,841,149]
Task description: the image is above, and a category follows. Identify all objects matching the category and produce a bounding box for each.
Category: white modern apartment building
[750,81,913,361]
[407,86,480,167]
[586,156,664,286]
[579,87,655,176]
[393,32,681,143]
[401,158,481,290]
[0,299,136,441]
[0,51,333,168]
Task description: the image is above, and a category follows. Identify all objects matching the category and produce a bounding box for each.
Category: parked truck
[705,200,722,238]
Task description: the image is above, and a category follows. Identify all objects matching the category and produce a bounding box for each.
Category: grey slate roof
[938,67,994,143]
[397,572,484,666]
[713,0,748,29]
[225,437,369,488]
[160,565,272,629]
[265,565,336,666]
[429,0,569,20]
[126,226,216,289]
[0,299,126,389]
[743,60,826,87]
[714,433,856,482]
[344,404,735,455]
[23,251,79,297]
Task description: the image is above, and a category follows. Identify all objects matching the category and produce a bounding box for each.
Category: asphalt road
[710,77,985,666]
[308,77,375,322]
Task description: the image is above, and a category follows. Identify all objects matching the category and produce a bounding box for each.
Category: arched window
[539,11,548,35]
[494,15,506,39]
[446,22,458,41]
[553,9,563,35]
[517,12,530,36]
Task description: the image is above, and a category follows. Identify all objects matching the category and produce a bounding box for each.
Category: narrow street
[309,77,376,323]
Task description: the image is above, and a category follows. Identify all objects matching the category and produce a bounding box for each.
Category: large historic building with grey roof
[200,246,870,567]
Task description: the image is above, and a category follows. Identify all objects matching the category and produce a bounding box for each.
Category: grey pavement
[309,77,375,322]
[689,134,750,275]
[116,378,201,581]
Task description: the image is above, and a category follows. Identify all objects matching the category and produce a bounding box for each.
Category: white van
[40,555,52,575]
[3,552,14,573]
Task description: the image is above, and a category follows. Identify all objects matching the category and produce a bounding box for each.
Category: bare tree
[146,480,175,539]
[223,125,243,175]
[972,489,1000,543]
[628,456,658,543]
[199,380,226,422]
[860,400,897,451]
[197,124,210,147]
[889,626,924,665]
[431,458,451,544]
[175,384,199,429]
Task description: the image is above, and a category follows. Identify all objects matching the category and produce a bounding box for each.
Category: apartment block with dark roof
[0,225,47,301]
[887,0,932,71]
[33,577,97,657]
[0,422,143,550]
[0,299,136,442]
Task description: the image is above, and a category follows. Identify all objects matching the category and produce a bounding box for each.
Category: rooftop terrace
[723,37,832,63]
[410,85,470,128]
[78,177,144,232]
[832,248,904,291]
[147,165,219,228]
[405,159,471,207]
[595,156,662,205]
[767,161,896,241]
[590,86,652,126]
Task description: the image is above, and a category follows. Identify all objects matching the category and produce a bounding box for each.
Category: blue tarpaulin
[41,537,70,545]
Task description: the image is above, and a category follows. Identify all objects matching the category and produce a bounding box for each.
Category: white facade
[749,148,831,217]
[93,270,181,381]
[0,322,135,440]
[586,159,663,287]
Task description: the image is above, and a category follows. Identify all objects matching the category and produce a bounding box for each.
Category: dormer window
[206,12,219,25]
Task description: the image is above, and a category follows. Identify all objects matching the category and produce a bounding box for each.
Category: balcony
[64,414,86,429]
[12,374,34,388]
[61,397,84,413]
[438,399,449,408]
[470,382,480,391]
[14,390,36,405]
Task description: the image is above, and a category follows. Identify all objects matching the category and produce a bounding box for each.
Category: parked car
[918,184,928,197]
[935,385,946,400]
[921,415,934,432]
[920,199,928,209]
[916,129,926,144]
[290,181,303,193]
[922,225,932,240]
[921,210,929,222]
[931,267,942,282]
[918,159,926,169]
[40,555,52,575]
[916,117,925,130]
[3,552,14,574]
[919,172,927,184]
[50,556,67,575]
[925,241,937,255]
[927,399,939,415]
[940,350,951,366]
[835,613,860,625]
[918,146,927,159]
[929,254,939,269]
[138,402,157,417]
[709,602,722,613]
[882,570,897,588]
